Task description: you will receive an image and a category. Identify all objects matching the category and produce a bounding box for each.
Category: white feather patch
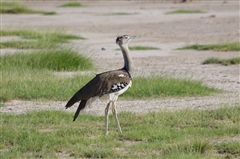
[118,74,125,77]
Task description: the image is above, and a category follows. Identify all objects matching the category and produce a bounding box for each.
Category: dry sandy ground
[1,1,239,115]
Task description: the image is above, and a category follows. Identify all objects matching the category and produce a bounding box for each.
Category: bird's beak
[131,35,139,39]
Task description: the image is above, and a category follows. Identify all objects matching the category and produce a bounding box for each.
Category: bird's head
[116,35,139,46]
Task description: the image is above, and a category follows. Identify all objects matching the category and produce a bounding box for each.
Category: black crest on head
[116,36,123,43]
[116,35,130,44]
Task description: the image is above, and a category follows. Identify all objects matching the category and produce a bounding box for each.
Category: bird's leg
[105,102,111,135]
[112,101,122,133]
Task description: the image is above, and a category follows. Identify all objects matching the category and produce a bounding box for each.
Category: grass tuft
[123,76,221,99]
[162,140,211,155]
[0,40,40,49]
[129,46,160,51]
[60,2,83,7]
[1,30,85,41]
[0,30,92,102]
[0,30,85,49]
[0,2,56,15]
[0,72,93,102]
[1,49,94,101]
[1,50,93,71]
[178,42,240,51]
[166,9,205,14]
[116,46,160,51]
[42,11,57,15]
[103,12,138,16]
[0,106,239,158]
[215,142,240,156]
[202,57,240,66]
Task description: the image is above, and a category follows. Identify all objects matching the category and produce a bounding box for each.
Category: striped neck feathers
[119,44,134,74]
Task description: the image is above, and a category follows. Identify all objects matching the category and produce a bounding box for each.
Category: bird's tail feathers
[65,96,78,109]
[73,100,87,121]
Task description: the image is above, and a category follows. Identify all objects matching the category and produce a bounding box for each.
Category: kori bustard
[65,35,138,135]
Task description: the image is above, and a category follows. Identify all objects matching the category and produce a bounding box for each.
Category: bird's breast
[108,80,132,101]
[98,80,132,102]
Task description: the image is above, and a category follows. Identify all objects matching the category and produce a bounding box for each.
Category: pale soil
[1,1,239,115]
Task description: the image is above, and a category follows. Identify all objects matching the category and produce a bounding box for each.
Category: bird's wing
[65,69,131,108]
[95,69,132,96]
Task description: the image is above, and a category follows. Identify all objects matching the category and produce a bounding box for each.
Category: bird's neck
[120,44,134,75]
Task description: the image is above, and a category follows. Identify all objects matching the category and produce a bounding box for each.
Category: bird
[65,35,138,135]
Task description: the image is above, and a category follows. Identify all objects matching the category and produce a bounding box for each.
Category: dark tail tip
[65,101,73,109]
[71,100,87,122]
[65,96,79,109]
[65,103,70,109]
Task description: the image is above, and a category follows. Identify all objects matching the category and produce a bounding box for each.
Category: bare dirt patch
[1,1,239,115]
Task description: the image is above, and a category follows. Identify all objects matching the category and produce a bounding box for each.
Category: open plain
[1,1,240,158]
[1,1,239,114]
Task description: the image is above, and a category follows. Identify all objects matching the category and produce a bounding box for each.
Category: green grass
[1,70,92,102]
[202,57,240,66]
[1,106,239,158]
[166,9,205,14]
[103,12,138,16]
[42,11,57,15]
[116,46,160,51]
[1,49,94,101]
[0,67,220,101]
[0,40,41,49]
[123,76,220,99]
[0,2,56,15]
[0,30,85,49]
[1,50,93,71]
[0,30,84,41]
[129,46,160,50]
[178,42,240,51]
[60,2,83,7]
[0,29,92,102]
[216,142,240,157]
